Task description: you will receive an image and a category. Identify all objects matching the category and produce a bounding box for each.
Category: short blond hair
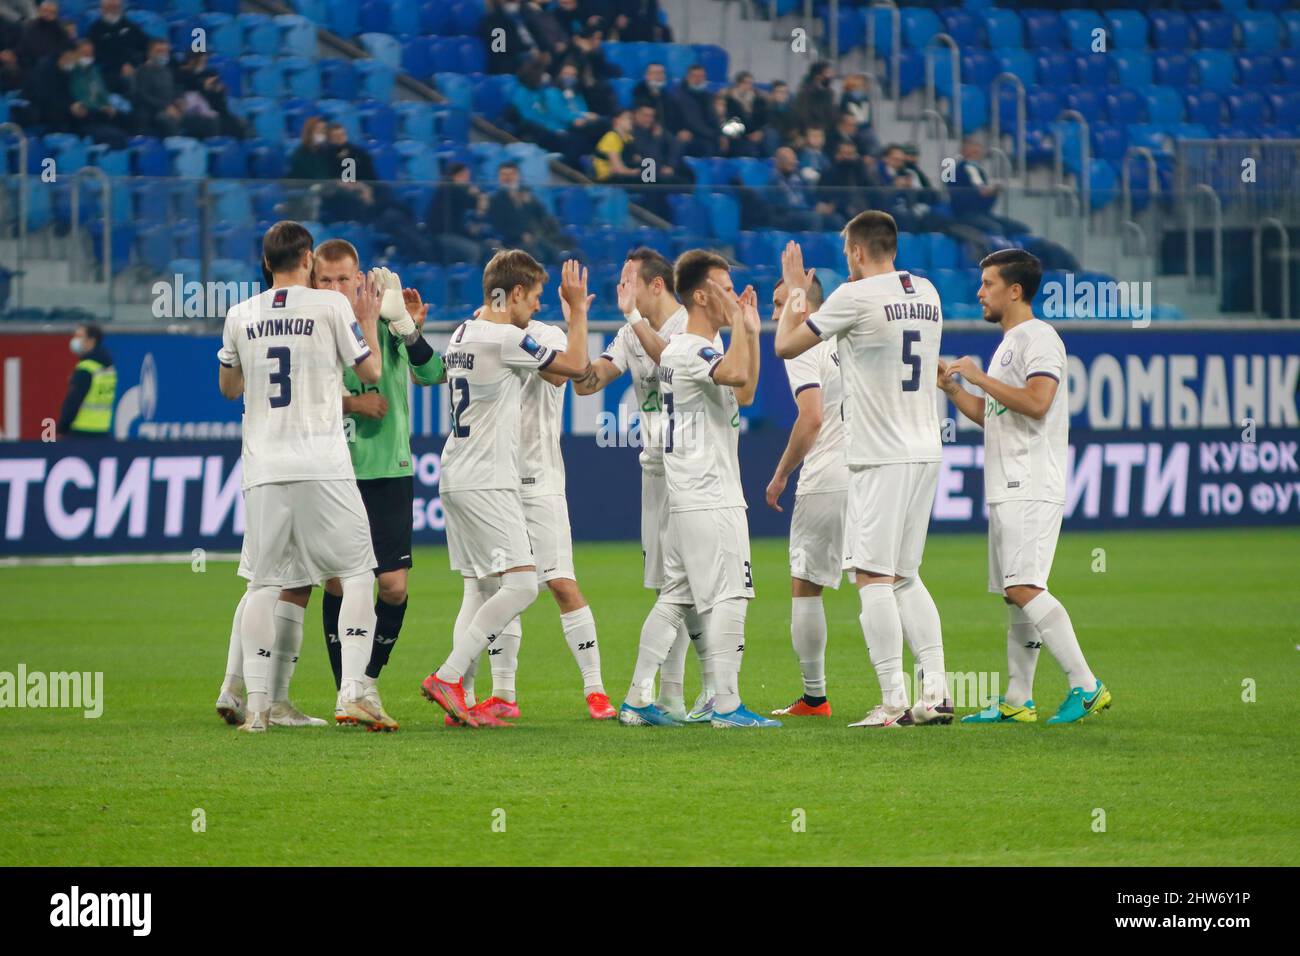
[482,248,547,301]
[314,238,359,266]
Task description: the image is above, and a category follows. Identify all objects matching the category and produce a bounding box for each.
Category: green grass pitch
[2,528,1297,866]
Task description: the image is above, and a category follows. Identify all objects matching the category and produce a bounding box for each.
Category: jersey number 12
[449,378,470,437]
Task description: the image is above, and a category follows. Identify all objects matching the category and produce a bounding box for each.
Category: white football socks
[337,573,378,700]
[561,604,604,695]
[790,595,827,697]
[1023,591,1096,691]
[453,576,484,704]
[703,598,748,714]
[1004,603,1041,707]
[270,600,305,704]
[628,600,688,707]
[223,589,249,691]
[894,576,948,704]
[488,616,522,703]
[240,586,280,715]
[658,618,690,701]
[438,571,538,681]
[859,582,908,710]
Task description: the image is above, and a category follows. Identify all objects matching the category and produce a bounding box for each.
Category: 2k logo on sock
[346,627,368,637]
[577,640,596,650]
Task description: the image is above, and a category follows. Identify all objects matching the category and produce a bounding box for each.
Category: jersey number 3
[267,346,292,408]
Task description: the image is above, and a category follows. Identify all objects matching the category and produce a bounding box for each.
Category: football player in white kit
[420,251,594,728]
[217,220,386,732]
[940,249,1111,725]
[619,250,776,728]
[764,274,849,719]
[775,211,953,728]
[455,279,617,724]
[572,248,712,722]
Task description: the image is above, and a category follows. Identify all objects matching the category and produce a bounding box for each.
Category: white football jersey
[984,318,1069,504]
[600,305,687,474]
[439,318,560,494]
[783,339,849,495]
[808,270,943,466]
[218,285,369,489]
[658,331,745,513]
[518,320,570,498]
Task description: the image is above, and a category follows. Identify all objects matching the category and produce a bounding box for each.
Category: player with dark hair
[942,249,1110,725]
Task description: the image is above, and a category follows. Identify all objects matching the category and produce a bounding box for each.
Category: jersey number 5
[901,330,921,392]
[449,378,470,437]
[267,346,292,408]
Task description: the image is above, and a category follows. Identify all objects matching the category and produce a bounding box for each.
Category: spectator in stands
[488,161,575,264]
[793,61,837,135]
[671,63,724,157]
[510,57,590,163]
[64,38,127,149]
[798,127,831,180]
[0,17,23,92]
[481,0,545,75]
[87,0,147,95]
[327,122,378,181]
[763,80,800,151]
[17,1,70,68]
[552,0,603,39]
[724,71,767,157]
[827,111,877,167]
[57,323,115,440]
[771,146,841,231]
[565,23,618,116]
[632,62,679,132]
[838,76,881,157]
[950,137,1032,238]
[130,38,212,139]
[289,116,334,180]
[821,139,875,221]
[175,50,246,138]
[630,102,688,190]
[607,0,671,43]
[426,162,491,264]
[552,59,604,156]
[593,108,638,183]
[877,143,934,232]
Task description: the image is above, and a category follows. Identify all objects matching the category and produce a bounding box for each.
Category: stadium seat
[280,57,322,100]
[1193,51,1236,93]
[1073,53,1108,87]
[1023,11,1063,48]
[1105,10,1149,50]
[434,73,473,110]
[205,137,247,178]
[1192,12,1235,51]
[400,36,435,79]
[238,13,279,56]
[355,61,397,101]
[1154,53,1191,87]
[359,32,403,72]
[1105,88,1143,125]
[240,55,280,99]
[693,44,729,84]
[1112,52,1153,88]
[941,9,981,49]
[901,8,942,49]
[1239,12,1282,52]
[164,137,207,178]
[1035,51,1075,87]
[1061,10,1104,52]
[983,10,1021,48]
[995,49,1035,87]
[1226,91,1267,126]
[275,14,317,58]
[1149,12,1191,50]
[1236,55,1277,88]
[320,59,358,99]
[394,101,436,140]
[1143,86,1185,125]
[198,13,240,56]
[1185,90,1224,127]
[359,100,398,143]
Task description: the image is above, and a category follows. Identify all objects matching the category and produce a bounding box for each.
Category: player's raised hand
[765,472,788,512]
[616,259,639,317]
[704,278,741,326]
[559,259,590,315]
[781,240,811,292]
[352,270,382,326]
[403,287,428,328]
[738,284,761,333]
[946,356,981,384]
[559,287,596,324]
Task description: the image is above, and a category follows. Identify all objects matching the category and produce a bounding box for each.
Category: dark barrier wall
[3,426,1297,556]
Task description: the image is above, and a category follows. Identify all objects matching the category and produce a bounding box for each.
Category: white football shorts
[659,506,754,612]
[844,461,940,579]
[523,493,576,584]
[789,489,848,589]
[241,479,376,588]
[443,487,535,579]
[987,499,1063,594]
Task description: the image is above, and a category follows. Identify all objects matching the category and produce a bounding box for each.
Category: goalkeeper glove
[374,267,417,339]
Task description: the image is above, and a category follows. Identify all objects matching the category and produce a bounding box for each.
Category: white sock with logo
[790,595,827,697]
[1023,591,1096,691]
[628,600,687,707]
[453,576,483,704]
[439,571,538,680]
[894,576,948,704]
[270,600,306,704]
[561,604,604,695]
[704,598,748,714]
[489,616,522,703]
[338,573,377,700]
[658,618,690,702]
[859,583,908,710]
[240,586,279,715]
[1005,604,1041,707]
[223,590,249,692]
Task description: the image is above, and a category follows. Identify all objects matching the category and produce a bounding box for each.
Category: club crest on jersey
[1001,349,1014,366]
[272,289,288,308]
[698,346,722,364]
[899,272,916,294]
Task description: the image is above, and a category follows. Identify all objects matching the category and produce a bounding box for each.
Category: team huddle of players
[213,208,1111,733]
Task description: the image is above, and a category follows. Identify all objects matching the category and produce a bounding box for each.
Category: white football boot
[238,709,269,733]
[361,680,399,732]
[848,703,911,728]
[269,701,328,727]
[215,686,246,726]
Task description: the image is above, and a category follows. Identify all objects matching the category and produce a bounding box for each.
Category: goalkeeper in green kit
[313,239,445,730]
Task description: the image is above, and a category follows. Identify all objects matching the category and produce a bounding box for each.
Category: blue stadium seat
[238,13,279,56]
[1105,10,1149,50]
[131,10,168,40]
[356,60,397,101]
[1227,91,1267,126]
[315,99,361,140]
[208,55,242,97]
[280,57,321,100]
[128,136,168,177]
[1149,12,1190,50]
[1193,51,1235,93]
[1239,12,1281,52]
[693,44,729,84]
[358,2,389,35]
[960,85,989,132]
[166,15,197,52]
[1143,86,1185,125]
[389,0,421,35]
[1105,88,1143,124]
[983,10,1021,48]
[275,14,317,58]
[1268,89,1300,126]
[418,0,453,35]
[362,140,398,180]
[206,137,247,178]
[164,136,207,178]
[249,183,286,221]
[1236,55,1277,87]
[394,101,436,140]
[359,32,403,71]
[703,192,739,246]
[456,37,486,74]
[1154,53,1191,87]
[901,8,942,48]
[449,0,485,36]
[1061,10,1104,51]
[941,9,981,49]
[359,100,397,143]
[1090,123,1126,162]
[434,72,473,110]
[324,5,359,36]
[1283,12,1300,47]
[249,143,286,178]
[603,42,654,81]
[198,13,240,56]
[240,55,280,98]
[961,51,997,89]
[320,59,358,98]
[1065,87,1104,125]
[927,233,959,270]
[1279,55,1300,86]
[592,187,630,228]
[1073,53,1108,87]
[1035,51,1075,86]
[897,231,928,271]
[1023,11,1063,48]
[1192,12,1235,51]
[210,182,255,226]
[611,77,636,109]
[995,49,1035,86]
[1112,52,1153,88]
[733,157,772,188]
[1027,89,1063,124]
[394,140,438,181]
[400,36,435,79]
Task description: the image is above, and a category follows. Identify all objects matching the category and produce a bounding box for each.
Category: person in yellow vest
[57,323,117,439]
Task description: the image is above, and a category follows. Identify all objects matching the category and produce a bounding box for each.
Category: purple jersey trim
[793,382,822,396]
[352,349,372,366]
[1026,371,1059,382]
[805,318,823,338]
[538,348,558,370]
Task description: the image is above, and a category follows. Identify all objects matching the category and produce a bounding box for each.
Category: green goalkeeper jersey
[343,322,444,480]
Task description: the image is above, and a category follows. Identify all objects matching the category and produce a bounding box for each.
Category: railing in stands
[864,1,901,120]
[990,72,1026,180]
[0,122,27,309]
[1254,217,1290,321]
[1187,183,1223,301]
[924,34,962,147]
